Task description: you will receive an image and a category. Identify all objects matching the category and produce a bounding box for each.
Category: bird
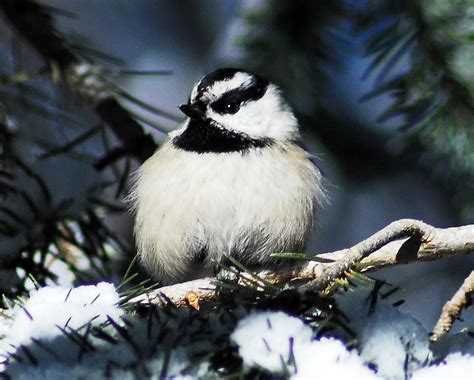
[129,68,326,284]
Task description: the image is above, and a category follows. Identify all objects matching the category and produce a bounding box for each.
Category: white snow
[2,282,123,351]
[1,287,473,379]
[1,286,211,378]
[338,287,432,380]
[231,311,313,374]
[5,362,134,380]
[358,307,432,380]
[231,296,474,380]
[412,353,474,380]
[231,311,379,379]
[292,337,379,380]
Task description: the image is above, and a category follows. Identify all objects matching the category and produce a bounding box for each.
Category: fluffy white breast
[130,141,325,284]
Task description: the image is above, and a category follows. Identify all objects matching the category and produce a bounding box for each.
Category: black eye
[211,97,241,114]
[224,101,239,114]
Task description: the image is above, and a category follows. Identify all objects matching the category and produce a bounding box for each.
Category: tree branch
[0,0,160,164]
[431,270,474,341]
[130,219,474,308]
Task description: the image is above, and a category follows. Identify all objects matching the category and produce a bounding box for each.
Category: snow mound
[3,282,123,350]
[232,311,378,379]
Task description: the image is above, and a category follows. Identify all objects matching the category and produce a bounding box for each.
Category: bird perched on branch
[130,68,325,284]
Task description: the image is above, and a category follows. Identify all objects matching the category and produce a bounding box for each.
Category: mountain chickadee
[130,68,326,284]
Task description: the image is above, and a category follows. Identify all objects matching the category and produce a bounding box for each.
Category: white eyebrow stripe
[190,80,201,102]
[206,72,253,100]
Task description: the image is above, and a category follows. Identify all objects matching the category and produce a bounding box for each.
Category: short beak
[179,103,204,120]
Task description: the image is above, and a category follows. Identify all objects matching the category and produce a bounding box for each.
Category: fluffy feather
[130,141,324,284]
[129,68,326,284]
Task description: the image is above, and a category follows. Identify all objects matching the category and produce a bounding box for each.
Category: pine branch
[0,0,163,164]
[431,270,474,341]
[0,0,76,68]
[408,2,474,109]
[129,219,474,309]
[236,1,419,174]
[0,1,165,295]
[359,1,474,221]
[236,1,345,106]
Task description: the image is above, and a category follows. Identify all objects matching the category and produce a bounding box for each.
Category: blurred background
[0,0,472,331]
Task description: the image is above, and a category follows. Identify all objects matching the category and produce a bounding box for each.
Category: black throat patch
[172,119,272,154]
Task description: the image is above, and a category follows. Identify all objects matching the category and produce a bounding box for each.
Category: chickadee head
[174,68,300,153]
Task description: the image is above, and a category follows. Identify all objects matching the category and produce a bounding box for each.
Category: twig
[296,219,433,289]
[130,219,474,308]
[0,1,159,164]
[431,271,474,341]
[132,279,217,308]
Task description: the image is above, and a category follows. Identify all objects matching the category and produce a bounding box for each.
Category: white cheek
[209,89,299,141]
[209,110,263,138]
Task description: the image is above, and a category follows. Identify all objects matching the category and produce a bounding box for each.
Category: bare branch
[132,278,217,308]
[297,219,434,289]
[130,219,474,308]
[431,271,474,341]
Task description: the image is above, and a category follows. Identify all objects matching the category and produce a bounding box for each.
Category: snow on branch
[130,219,474,311]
